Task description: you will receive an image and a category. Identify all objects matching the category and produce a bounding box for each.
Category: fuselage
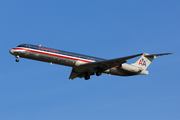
[9,44,141,77]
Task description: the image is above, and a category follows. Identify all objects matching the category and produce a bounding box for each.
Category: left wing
[69,53,143,80]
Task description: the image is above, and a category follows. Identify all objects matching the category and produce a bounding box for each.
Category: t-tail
[131,53,172,75]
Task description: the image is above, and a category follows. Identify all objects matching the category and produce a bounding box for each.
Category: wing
[69,53,143,80]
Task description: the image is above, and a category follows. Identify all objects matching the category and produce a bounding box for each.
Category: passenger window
[25,45,30,48]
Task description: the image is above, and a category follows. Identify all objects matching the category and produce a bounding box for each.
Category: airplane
[9,44,172,80]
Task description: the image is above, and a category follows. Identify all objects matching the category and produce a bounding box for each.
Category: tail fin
[131,53,172,70]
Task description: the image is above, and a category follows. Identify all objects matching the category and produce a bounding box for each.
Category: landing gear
[15,56,19,62]
[84,75,90,80]
[96,71,102,76]
[15,58,19,62]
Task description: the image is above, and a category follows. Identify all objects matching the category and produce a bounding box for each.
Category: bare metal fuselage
[10,45,140,79]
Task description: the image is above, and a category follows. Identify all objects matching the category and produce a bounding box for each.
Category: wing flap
[69,68,79,80]
[69,68,95,80]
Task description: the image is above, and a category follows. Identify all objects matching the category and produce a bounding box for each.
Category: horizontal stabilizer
[144,53,173,57]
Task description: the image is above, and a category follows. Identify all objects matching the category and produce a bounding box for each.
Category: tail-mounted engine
[120,64,142,73]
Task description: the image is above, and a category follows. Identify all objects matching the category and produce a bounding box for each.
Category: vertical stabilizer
[131,53,172,70]
[131,53,155,70]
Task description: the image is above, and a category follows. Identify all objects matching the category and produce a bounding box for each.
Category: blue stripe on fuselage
[17,44,106,62]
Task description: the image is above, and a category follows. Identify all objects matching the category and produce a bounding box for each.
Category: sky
[0,0,180,120]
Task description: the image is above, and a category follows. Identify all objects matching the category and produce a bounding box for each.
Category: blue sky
[1,0,180,120]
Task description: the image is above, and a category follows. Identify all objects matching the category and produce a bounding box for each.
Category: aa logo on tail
[139,58,146,66]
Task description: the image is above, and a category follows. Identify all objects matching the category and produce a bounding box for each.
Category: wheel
[16,59,19,62]
[84,75,90,80]
[96,71,101,76]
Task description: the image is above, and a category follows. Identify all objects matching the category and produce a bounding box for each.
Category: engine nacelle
[121,64,141,73]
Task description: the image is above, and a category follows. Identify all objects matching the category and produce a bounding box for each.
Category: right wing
[69,53,143,80]
[78,53,143,71]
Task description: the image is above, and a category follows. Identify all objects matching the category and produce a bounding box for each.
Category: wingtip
[160,53,173,55]
[167,53,173,55]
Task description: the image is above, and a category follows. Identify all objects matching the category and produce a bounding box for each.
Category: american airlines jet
[9,44,172,80]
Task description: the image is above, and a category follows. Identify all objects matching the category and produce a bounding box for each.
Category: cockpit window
[17,45,25,47]
[17,44,39,49]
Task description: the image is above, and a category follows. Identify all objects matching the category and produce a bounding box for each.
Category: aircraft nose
[9,49,14,54]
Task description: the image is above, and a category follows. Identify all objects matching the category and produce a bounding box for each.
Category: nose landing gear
[16,58,19,62]
[15,56,19,62]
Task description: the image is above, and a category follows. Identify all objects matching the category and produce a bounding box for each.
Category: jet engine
[120,64,142,73]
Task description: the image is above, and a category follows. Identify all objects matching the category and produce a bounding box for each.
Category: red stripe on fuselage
[13,47,119,69]
[13,47,92,63]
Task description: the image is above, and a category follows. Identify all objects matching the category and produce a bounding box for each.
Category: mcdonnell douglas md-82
[9,44,172,80]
